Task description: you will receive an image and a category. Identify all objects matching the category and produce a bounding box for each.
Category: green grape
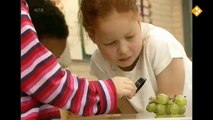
[166,104,171,115]
[169,103,180,115]
[174,95,187,106]
[155,104,167,115]
[146,103,157,112]
[156,93,169,104]
[179,105,186,115]
[147,94,187,117]
[167,99,173,105]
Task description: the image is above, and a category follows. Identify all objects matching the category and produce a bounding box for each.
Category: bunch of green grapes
[146,93,187,117]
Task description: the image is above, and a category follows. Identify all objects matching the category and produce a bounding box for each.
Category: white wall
[62,0,97,61]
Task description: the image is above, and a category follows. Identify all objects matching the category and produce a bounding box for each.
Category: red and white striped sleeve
[21,0,117,116]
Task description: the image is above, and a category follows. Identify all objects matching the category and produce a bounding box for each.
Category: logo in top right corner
[192,5,203,17]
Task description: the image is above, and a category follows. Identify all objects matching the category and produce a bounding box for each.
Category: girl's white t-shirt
[90,23,192,116]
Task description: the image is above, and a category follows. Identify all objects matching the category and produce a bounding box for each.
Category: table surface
[68,113,192,120]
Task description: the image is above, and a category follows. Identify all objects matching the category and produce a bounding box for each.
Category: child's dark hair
[28,0,69,40]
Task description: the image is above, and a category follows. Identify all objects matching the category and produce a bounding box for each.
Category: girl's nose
[117,41,129,55]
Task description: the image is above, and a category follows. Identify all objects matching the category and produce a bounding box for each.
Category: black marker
[135,77,146,93]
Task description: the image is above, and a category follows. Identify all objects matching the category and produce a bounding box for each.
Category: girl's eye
[125,35,134,40]
[104,41,116,46]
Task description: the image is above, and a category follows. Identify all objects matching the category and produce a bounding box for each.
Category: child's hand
[111,77,137,99]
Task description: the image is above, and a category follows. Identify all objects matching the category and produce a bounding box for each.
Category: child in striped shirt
[21,0,136,119]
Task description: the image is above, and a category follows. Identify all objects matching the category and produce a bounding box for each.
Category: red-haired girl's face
[93,11,143,71]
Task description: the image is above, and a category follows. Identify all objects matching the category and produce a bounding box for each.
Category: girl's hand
[111,77,137,99]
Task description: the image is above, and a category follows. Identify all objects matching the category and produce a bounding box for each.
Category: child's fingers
[122,88,135,98]
[125,80,137,93]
